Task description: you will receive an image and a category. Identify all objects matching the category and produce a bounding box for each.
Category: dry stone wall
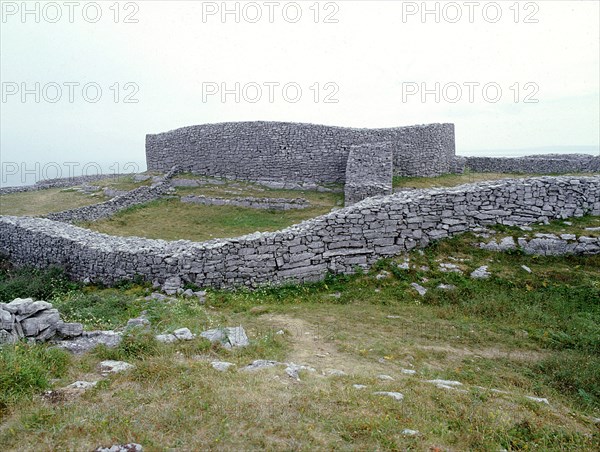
[0,174,127,196]
[344,142,393,206]
[1,176,598,289]
[181,195,310,210]
[145,121,456,183]
[465,154,600,174]
[45,167,179,223]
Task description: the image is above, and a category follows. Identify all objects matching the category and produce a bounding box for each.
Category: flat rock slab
[95,444,143,452]
[426,379,463,387]
[241,360,281,372]
[211,361,235,372]
[373,391,404,401]
[65,381,98,390]
[200,326,249,349]
[470,266,491,279]
[99,360,135,374]
[55,331,122,354]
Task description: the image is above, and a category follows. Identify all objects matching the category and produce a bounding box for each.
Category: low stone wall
[181,195,310,210]
[344,142,393,206]
[1,176,598,289]
[45,167,179,223]
[464,154,600,174]
[0,174,130,196]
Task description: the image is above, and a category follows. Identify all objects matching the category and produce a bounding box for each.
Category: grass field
[1,216,599,451]
[0,188,106,217]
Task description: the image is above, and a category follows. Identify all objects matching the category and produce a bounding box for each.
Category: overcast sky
[1,0,599,184]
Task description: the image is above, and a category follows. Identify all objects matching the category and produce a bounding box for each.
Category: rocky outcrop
[0,298,83,344]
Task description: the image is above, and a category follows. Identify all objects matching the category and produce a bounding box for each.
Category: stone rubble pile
[480,233,600,256]
[0,298,83,344]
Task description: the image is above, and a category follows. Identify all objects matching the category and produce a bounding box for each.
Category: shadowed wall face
[145,121,456,183]
[345,142,393,206]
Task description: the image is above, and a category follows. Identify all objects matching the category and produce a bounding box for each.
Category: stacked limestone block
[465,154,600,174]
[0,298,83,344]
[1,176,597,290]
[344,142,393,206]
[145,121,456,182]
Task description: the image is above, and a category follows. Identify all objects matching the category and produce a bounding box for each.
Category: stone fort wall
[465,154,600,174]
[145,121,456,183]
[1,176,598,289]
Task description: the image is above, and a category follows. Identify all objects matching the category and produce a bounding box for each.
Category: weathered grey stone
[66,381,98,390]
[95,443,143,452]
[99,360,134,374]
[211,361,235,372]
[56,321,84,338]
[470,266,491,279]
[466,154,600,174]
[410,283,428,296]
[182,195,310,211]
[426,379,463,386]
[162,276,182,295]
[377,374,395,381]
[1,176,598,291]
[353,384,367,389]
[200,326,248,349]
[285,363,316,380]
[55,331,122,354]
[126,317,150,329]
[437,284,456,290]
[241,360,281,372]
[173,327,195,340]
[146,122,457,183]
[401,429,419,436]
[373,391,404,401]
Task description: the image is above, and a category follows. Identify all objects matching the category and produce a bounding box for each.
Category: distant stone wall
[45,167,179,223]
[344,142,393,206]
[146,121,456,183]
[465,154,600,174]
[181,195,310,210]
[0,174,122,196]
[1,176,598,289]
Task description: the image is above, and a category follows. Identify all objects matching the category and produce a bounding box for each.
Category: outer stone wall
[145,121,456,183]
[344,142,393,206]
[465,154,600,174]
[1,176,598,289]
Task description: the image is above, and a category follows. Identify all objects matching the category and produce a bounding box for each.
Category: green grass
[0,262,79,303]
[78,197,339,242]
[0,188,106,217]
[0,344,71,417]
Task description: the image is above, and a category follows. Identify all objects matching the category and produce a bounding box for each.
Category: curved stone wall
[464,154,600,174]
[1,176,597,289]
[145,121,456,183]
